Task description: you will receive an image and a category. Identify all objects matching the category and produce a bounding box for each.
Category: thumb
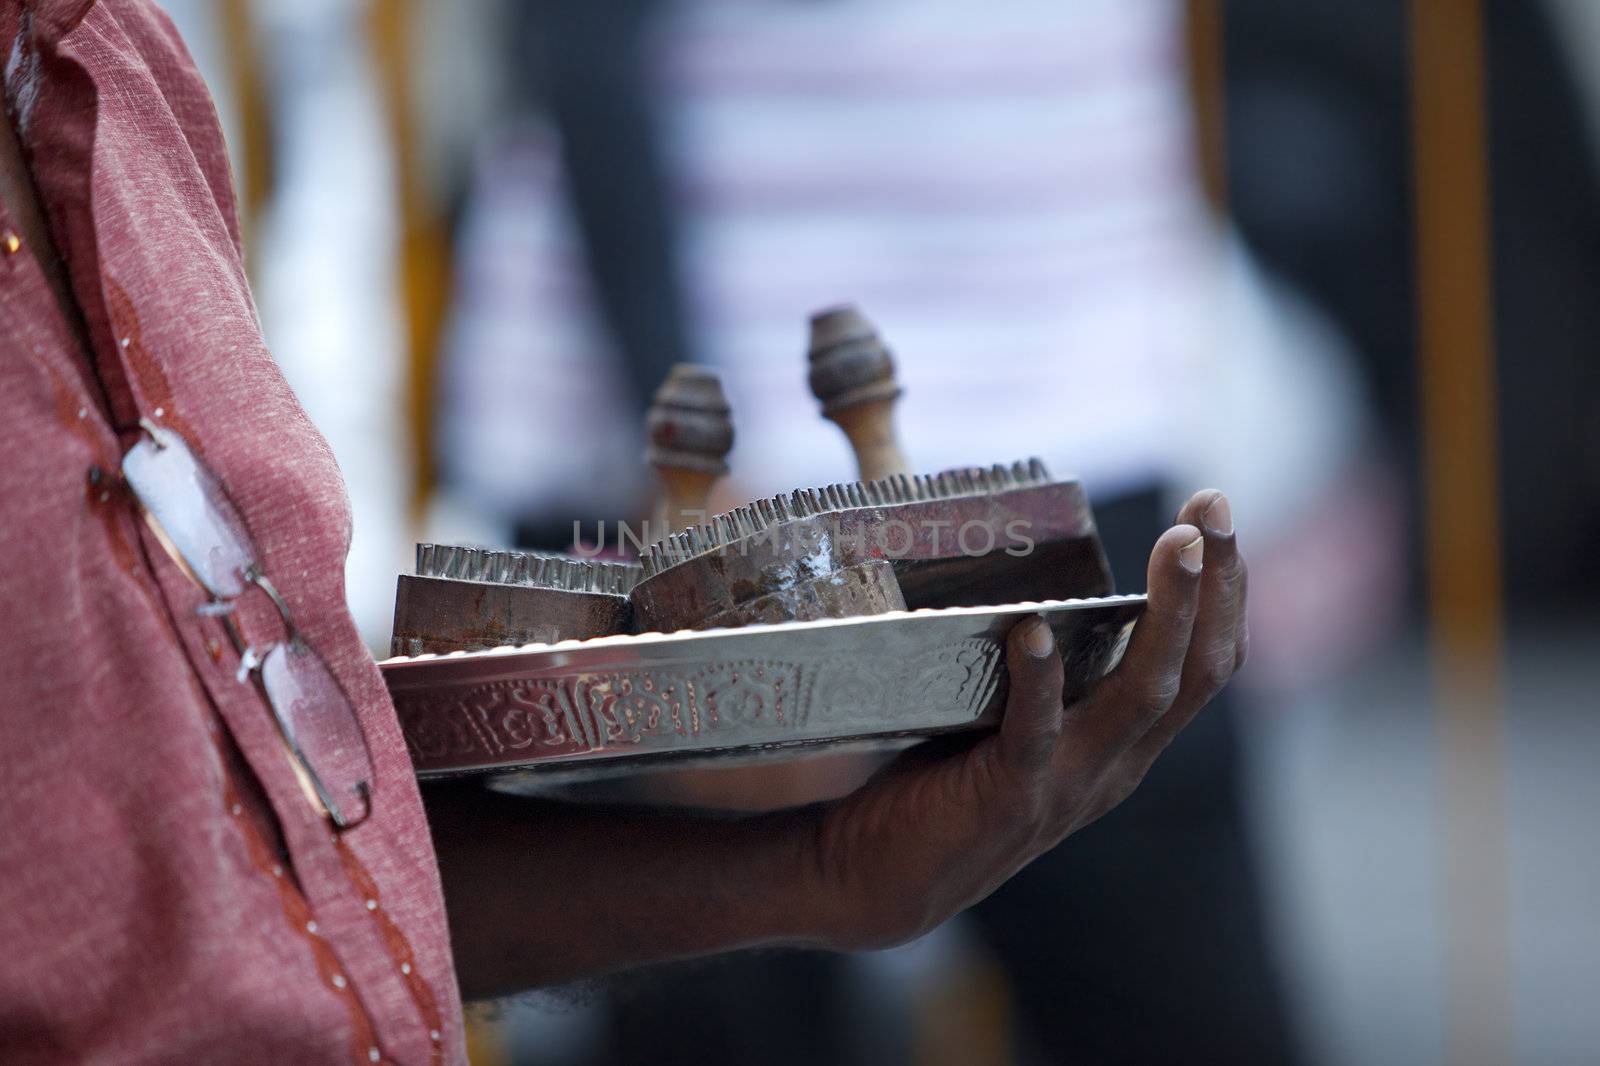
[996,616,1066,773]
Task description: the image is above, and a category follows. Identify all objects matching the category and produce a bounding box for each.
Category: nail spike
[414,543,642,593]
[634,458,1053,574]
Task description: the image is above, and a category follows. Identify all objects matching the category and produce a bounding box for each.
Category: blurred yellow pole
[1185,0,1228,215]
[913,948,1013,1066]
[1408,3,1511,1064]
[217,0,272,263]
[364,18,502,1057]
[370,0,452,520]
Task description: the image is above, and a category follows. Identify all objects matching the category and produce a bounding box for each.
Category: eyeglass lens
[122,430,256,599]
[261,642,373,827]
[121,426,374,829]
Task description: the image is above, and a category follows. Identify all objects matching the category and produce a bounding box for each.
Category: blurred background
[162,0,1598,1063]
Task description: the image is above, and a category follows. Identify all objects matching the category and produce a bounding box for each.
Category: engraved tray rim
[380,593,1146,669]
[383,593,1146,779]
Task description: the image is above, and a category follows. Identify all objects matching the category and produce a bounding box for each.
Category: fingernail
[1023,617,1055,657]
[1179,535,1204,574]
[1203,493,1233,536]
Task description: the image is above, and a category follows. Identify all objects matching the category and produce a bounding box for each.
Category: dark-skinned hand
[806,489,1245,950]
[431,490,1247,994]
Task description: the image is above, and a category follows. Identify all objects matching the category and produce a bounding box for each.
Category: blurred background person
[438,1,1357,1063]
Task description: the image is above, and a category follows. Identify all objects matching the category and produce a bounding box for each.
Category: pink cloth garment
[0,2,465,1062]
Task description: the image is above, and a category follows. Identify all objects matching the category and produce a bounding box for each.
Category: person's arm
[428,489,1245,999]
[425,786,824,999]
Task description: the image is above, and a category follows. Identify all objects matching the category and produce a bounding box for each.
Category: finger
[994,615,1065,774]
[1178,489,1249,668]
[1130,492,1248,759]
[1178,490,1247,675]
[1177,486,1248,665]
[1063,524,1203,759]
[1178,490,1247,689]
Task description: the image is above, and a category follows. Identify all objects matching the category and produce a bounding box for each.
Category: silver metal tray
[382,595,1144,782]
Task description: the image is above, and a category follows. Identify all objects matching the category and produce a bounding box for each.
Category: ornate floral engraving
[699,662,791,730]
[396,658,814,769]
[806,638,999,728]
[805,656,887,724]
[906,640,1003,720]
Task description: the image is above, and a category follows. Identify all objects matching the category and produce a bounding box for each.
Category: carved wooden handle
[807,305,910,481]
[646,364,734,537]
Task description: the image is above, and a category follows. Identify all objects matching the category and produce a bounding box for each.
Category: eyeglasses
[121,422,373,829]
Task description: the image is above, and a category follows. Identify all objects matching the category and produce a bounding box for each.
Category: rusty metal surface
[413,543,641,594]
[631,526,908,632]
[398,462,1112,647]
[392,545,640,655]
[638,461,1053,576]
[391,575,631,655]
[688,559,906,631]
[382,594,1144,780]
[885,479,1114,608]
[631,461,1112,632]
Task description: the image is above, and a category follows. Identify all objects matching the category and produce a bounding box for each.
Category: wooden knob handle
[646,364,734,536]
[807,305,910,481]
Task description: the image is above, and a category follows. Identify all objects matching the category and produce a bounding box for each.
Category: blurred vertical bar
[370,0,452,520]
[368,1,499,1048]
[1408,2,1512,1064]
[218,0,272,262]
[1185,0,1228,214]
